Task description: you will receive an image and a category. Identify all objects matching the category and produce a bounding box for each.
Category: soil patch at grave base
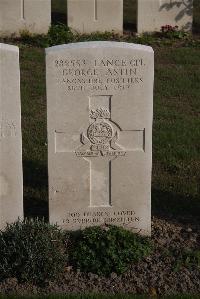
[0,217,199,296]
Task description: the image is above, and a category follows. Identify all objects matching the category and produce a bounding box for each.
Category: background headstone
[67,0,123,34]
[137,0,193,33]
[0,44,23,229]
[0,0,51,37]
[46,41,153,235]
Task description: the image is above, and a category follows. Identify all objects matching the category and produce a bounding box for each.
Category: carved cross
[21,0,25,20]
[55,95,145,208]
[94,0,98,21]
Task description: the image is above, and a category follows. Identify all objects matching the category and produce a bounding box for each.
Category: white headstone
[46,42,153,235]
[67,0,123,34]
[0,0,51,37]
[137,0,193,34]
[0,44,23,229]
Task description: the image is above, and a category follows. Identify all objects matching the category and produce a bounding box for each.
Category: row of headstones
[0,0,193,37]
[1,41,154,235]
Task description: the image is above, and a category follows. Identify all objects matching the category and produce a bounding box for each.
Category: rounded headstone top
[0,43,19,52]
[46,41,154,54]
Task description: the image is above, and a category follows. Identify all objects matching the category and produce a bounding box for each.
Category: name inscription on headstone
[54,57,145,92]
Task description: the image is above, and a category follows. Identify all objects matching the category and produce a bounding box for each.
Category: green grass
[124,0,137,29]
[51,0,67,24]
[20,47,48,218]
[152,46,200,219]
[52,0,67,13]
[18,42,200,222]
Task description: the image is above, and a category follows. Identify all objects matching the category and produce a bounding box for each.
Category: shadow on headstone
[159,0,193,30]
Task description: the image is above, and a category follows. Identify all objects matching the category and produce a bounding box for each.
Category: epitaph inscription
[62,209,140,232]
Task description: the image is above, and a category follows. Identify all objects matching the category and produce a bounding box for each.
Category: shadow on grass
[51,0,67,25]
[22,161,200,225]
[124,22,137,32]
[24,196,48,221]
[23,160,48,220]
[52,12,67,25]
[193,0,200,34]
[152,188,200,224]
[23,160,48,190]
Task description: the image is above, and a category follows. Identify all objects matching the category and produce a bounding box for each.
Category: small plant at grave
[20,24,75,47]
[0,219,67,285]
[47,23,75,46]
[161,24,189,39]
[68,225,152,276]
[20,29,50,47]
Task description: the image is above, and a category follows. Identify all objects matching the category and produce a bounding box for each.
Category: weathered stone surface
[46,42,153,235]
[0,0,51,37]
[0,44,23,229]
[137,0,193,33]
[67,0,123,34]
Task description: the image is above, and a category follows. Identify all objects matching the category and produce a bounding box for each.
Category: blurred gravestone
[137,0,193,33]
[46,41,153,235]
[0,0,51,37]
[67,0,123,33]
[0,44,23,229]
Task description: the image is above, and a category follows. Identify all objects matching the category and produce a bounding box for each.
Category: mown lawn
[19,40,200,222]
[152,46,200,219]
[20,47,48,218]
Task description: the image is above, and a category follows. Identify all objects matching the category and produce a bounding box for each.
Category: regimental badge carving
[75,106,126,158]
[89,108,110,119]
[87,121,113,145]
